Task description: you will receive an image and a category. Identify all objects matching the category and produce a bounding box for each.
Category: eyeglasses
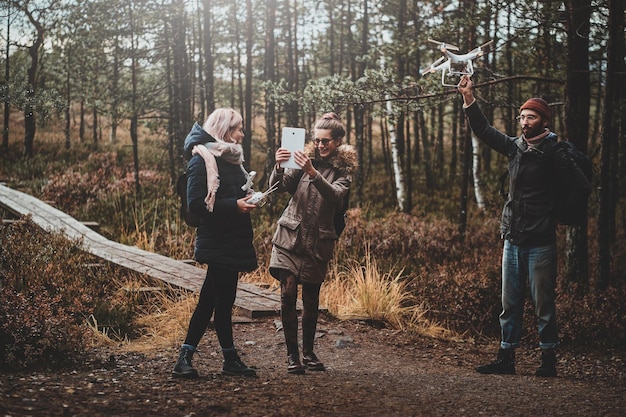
[313,138,334,146]
[516,115,538,122]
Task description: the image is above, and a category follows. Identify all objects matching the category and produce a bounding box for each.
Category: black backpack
[499,140,592,226]
[552,141,593,225]
[176,172,200,227]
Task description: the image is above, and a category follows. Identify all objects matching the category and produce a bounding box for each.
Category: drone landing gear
[441,68,472,87]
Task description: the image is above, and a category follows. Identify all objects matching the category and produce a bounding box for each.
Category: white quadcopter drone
[421,39,494,87]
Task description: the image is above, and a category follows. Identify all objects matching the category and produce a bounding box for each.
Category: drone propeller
[428,38,459,51]
[421,56,445,75]
[478,40,494,51]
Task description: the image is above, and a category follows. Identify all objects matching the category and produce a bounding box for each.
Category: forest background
[0,0,625,369]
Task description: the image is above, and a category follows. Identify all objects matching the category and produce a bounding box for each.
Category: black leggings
[184,264,239,349]
[280,272,322,356]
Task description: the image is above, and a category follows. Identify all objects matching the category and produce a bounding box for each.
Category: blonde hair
[202,108,243,142]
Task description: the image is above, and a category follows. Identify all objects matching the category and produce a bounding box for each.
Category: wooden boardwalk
[0,183,286,318]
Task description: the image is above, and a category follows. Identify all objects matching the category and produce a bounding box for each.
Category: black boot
[535,349,557,377]
[172,346,199,379]
[287,354,306,374]
[476,348,516,375]
[222,349,256,376]
[302,352,325,371]
[286,343,305,374]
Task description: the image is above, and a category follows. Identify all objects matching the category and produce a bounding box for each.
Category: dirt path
[2,317,625,417]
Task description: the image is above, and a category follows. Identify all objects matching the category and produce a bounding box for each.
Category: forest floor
[1,315,625,417]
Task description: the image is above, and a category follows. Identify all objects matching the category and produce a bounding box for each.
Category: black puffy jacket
[183,122,257,272]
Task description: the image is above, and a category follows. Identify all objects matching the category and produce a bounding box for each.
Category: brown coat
[269,143,358,284]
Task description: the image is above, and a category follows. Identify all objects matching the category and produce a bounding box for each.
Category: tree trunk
[598,0,625,290]
[436,102,444,176]
[64,47,71,150]
[563,0,592,289]
[243,0,253,170]
[373,4,404,210]
[109,40,120,144]
[79,99,85,143]
[3,4,10,153]
[471,136,485,210]
[459,112,472,239]
[264,0,277,186]
[92,106,98,145]
[23,19,44,158]
[449,102,458,181]
[129,3,140,196]
[284,0,298,127]
[353,0,368,205]
[171,0,192,160]
[420,110,433,189]
[202,0,215,114]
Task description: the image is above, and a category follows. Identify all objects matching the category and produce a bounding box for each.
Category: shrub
[0,218,130,370]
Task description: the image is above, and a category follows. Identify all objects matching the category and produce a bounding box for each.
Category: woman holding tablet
[269,113,357,374]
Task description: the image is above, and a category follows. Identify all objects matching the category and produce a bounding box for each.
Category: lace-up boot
[476,348,516,375]
[535,349,557,377]
[302,352,325,371]
[172,346,199,379]
[222,349,256,376]
[287,354,306,374]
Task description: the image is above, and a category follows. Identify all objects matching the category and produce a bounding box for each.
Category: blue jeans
[499,240,559,350]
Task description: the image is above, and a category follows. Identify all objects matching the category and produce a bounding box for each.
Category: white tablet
[280,127,306,169]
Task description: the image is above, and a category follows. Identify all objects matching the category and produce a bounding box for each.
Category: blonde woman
[172,108,258,378]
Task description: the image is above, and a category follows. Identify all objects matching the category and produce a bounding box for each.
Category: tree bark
[598,0,625,290]
[21,6,45,157]
[243,0,253,170]
[264,0,278,186]
[3,3,11,153]
[202,0,215,115]
[563,0,592,289]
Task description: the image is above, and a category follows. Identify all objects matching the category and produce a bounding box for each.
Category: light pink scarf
[524,128,551,148]
[192,142,244,212]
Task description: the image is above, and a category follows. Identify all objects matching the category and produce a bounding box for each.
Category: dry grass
[92,245,453,352]
[128,293,198,352]
[323,245,453,339]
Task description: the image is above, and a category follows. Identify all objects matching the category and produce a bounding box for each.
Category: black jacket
[183,122,257,272]
[464,102,591,246]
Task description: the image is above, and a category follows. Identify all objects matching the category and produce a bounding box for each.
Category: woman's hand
[275,147,291,169]
[293,150,316,177]
[237,195,257,214]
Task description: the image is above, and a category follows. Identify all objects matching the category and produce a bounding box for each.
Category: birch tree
[471,135,485,210]
[374,1,404,211]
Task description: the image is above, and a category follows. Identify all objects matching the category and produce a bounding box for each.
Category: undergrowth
[1,128,625,369]
[0,219,137,370]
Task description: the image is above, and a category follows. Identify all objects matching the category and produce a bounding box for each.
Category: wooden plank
[0,184,291,318]
[3,219,99,230]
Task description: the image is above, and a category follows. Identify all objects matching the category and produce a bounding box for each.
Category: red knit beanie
[520,98,550,122]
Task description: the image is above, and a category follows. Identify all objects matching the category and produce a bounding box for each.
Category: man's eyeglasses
[516,115,538,122]
[313,138,334,146]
